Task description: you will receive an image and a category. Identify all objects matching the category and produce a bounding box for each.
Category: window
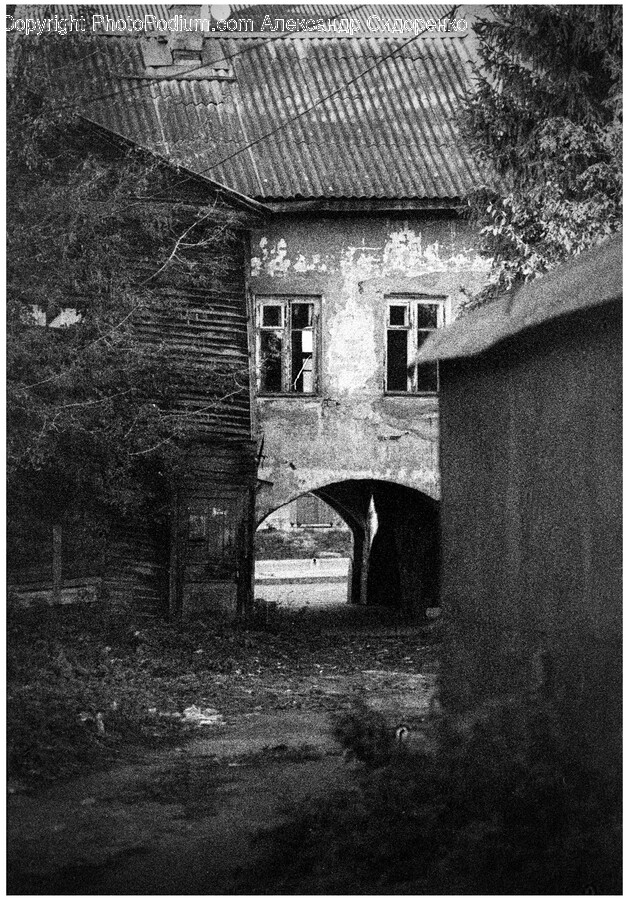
[257,297,320,394]
[385,296,447,393]
[187,497,238,573]
[31,305,82,328]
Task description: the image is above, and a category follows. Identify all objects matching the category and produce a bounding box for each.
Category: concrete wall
[250,212,490,521]
[438,301,622,769]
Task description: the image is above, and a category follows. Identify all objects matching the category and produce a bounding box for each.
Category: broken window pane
[291,328,314,392]
[262,305,282,327]
[387,330,408,391]
[416,331,439,392]
[291,303,313,329]
[258,298,319,395]
[260,331,283,392]
[291,348,314,392]
[290,303,315,392]
[416,303,439,329]
[389,305,407,326]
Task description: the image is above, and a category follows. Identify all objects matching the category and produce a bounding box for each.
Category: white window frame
[385,295,448,394]
[256,296,321,396]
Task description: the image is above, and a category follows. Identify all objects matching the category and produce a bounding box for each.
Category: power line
[20,3,460,201]
[82,3,459,200]
[35,2,456,111]
[32,3,369,106]
[18,7,370,128]
[193,4,460,178]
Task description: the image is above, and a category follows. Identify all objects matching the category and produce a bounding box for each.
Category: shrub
[246,696,622,894]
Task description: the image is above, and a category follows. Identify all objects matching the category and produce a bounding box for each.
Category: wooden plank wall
[112,207,257,617]
[9,150,259,618]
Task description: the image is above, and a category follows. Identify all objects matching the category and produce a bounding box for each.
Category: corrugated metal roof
[415,235,623,362]
[48,27,480,200]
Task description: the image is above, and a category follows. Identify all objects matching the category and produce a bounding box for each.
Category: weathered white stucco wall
[250,213,490,521]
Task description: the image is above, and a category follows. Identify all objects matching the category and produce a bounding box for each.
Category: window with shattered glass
[385,296,447,394]
[257,297,320,395]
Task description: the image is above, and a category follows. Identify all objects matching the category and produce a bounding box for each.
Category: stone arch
[256,487,357,531]
[255,477,440,614]
[255,469,439,527]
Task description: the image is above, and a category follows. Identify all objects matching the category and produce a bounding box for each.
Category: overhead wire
[25,3,370,105]
[98,2,460,188]
[192,4,460,178]
[28,3,456,111]
[18,3,460,200]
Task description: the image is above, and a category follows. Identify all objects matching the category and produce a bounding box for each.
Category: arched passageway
[256,479,439,617]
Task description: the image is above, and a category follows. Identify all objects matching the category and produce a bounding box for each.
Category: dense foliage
[7,31,242,566]
[464,5,622,302]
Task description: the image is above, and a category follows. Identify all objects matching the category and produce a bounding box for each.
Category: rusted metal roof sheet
[57,29,480,201]
[416,235,623,362]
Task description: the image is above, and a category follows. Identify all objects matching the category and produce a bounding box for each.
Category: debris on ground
[181,706,225,727]
[8,602,440,784]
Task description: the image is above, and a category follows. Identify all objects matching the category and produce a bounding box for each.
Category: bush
[6,605,202,783]
[245,696,622,894]
[331,700,409,766]
[255,526,352,560]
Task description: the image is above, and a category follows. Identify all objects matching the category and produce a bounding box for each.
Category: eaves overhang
[259,198,466,214]
[415,234,623,363]
[76,112,273,218]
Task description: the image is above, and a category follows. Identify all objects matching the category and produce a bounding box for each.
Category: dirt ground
[7,599,439,895]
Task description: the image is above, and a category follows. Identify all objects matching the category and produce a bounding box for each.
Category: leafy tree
[463,5,622,303]
[7,29,246,573]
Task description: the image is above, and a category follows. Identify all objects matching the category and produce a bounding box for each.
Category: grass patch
[238,743,325,766]
[7,606,193,783]
[114,760,223,819]
[6,603,274,784]
[255,526,352,560]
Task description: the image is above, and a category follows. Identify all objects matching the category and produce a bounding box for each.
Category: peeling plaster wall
[250,213,490,519]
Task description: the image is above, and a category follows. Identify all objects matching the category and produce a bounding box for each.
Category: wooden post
[52,525,62,603]
[235,486,256,622]
[168,492,179,621]
[247,484,256,617]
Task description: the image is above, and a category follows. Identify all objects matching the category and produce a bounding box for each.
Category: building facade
[251,213,489,521]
